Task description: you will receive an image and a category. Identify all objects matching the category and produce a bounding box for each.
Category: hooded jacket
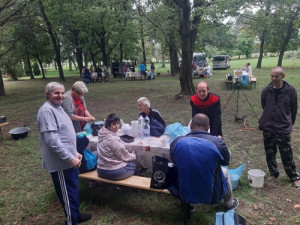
[259,81,297,134]
[97,127,135,170]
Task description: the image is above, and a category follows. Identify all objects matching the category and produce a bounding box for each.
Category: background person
[259,66,300,188]
[37,82,92,224]
[62,81,96,133]
[137,97,166,127]
[199,63,211,78]
[190,81,222,137]
[244,63,252,76]
[97,113,137,180]
[169,113,238,211]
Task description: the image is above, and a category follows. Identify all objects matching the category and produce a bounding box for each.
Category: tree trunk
[25,52,34,79]
[277,7,299,67]
[256,35,265,69]
[36,56,46,79]
[120,43,124,77]
[84,52,88,68]
[75,48,83,77]
[176,0,201,96]
[162,52,165,68]
[38,0,65,81]
[69,58,72,71]
[0,69,5,96]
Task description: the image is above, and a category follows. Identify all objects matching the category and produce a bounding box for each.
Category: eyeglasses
[76,90,83,96]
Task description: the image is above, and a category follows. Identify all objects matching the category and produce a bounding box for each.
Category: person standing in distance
[190,81,222,137]
[259,67,300,188]
[37,82,92,224]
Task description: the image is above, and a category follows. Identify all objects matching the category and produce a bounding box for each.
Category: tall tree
[37,0,65,81]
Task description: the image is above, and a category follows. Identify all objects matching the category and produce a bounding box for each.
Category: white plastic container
[131,120,138,137]
[248,169,265,188]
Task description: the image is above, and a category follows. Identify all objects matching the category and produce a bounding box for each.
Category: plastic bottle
[137,115,144,138]
[143,116,150,137]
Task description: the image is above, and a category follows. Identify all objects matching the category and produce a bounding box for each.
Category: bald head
[190,113,210,131]
[196,81,210,100]
[271,66,285,76]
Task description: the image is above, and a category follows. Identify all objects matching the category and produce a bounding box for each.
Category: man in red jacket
[190,81,222,137]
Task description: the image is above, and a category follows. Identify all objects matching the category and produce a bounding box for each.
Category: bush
[24,63,32,77]
[33,63,41,76]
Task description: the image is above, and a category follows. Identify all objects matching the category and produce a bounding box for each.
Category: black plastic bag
[91,122,102,136]
[150,156,177,189]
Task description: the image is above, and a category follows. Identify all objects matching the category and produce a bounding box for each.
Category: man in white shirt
[200,63,211,78]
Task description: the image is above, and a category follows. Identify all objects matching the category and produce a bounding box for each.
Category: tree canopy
[0,0,299,96]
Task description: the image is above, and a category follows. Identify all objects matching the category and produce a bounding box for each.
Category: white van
[212,55,230,70]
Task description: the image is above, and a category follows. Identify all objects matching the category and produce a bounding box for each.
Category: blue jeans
[97,161,137,180]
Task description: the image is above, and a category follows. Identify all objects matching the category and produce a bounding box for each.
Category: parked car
[212,55,231,70]
[193,52,207,68]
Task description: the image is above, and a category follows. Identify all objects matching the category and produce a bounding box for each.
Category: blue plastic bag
[84,149,97,171]
[165,122,190,142]
[223,164,246,190]
[215,210,246,225]
[83,123,92,134]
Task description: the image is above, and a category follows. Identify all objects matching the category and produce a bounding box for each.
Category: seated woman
[137,97,166,127]
[62,81,96,133]
[97,113,137,180]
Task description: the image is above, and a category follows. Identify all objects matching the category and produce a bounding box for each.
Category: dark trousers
[51,168,80,225]
[263,132,300,181]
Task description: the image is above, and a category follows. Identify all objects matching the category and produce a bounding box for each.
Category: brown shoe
[293,180,300,188]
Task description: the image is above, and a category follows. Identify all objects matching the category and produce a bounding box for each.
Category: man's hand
[77,152,82,161]
[70,157,81,168]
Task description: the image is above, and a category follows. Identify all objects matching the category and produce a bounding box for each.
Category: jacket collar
[187,129,209,136]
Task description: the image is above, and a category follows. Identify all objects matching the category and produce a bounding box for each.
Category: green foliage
[24,63,32,77]
[32,63,41,75]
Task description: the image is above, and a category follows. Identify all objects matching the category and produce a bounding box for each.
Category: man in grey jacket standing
[37,82,92,224]
[259,67,300,188]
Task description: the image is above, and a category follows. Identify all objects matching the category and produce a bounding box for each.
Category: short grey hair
[137,97,150,108]
[72,81,88,94]
[45,82,64,99]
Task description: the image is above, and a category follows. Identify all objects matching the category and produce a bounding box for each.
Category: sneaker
[78,213,92,223]
[225,198,239,211]
[293,180,300,188]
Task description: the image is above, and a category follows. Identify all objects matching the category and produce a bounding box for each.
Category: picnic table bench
[125,72,150,81]
[79,170,170,194]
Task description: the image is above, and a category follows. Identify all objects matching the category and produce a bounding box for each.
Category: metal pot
[8,127,30,140]
[0,116,6,123]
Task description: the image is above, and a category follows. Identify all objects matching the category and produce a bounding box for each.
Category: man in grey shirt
[37,82,92,224]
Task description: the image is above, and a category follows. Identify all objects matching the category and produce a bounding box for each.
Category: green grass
[1,56,300,224]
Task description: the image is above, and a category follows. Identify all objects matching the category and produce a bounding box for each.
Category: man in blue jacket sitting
[169,113,238,211]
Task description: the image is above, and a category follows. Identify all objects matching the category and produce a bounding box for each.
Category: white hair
[72,81,88,94]
[45,82,64,99]
[137,97,150,108]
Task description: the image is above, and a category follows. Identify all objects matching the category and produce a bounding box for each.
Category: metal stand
[222,84,258,122]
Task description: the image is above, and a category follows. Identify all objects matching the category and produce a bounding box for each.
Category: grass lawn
[1,56,300,225]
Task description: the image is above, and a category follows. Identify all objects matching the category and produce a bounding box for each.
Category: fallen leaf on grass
[294,204,300,209]
[252,204,259,210]
[285,198,291,202]
[269,217,277,221]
